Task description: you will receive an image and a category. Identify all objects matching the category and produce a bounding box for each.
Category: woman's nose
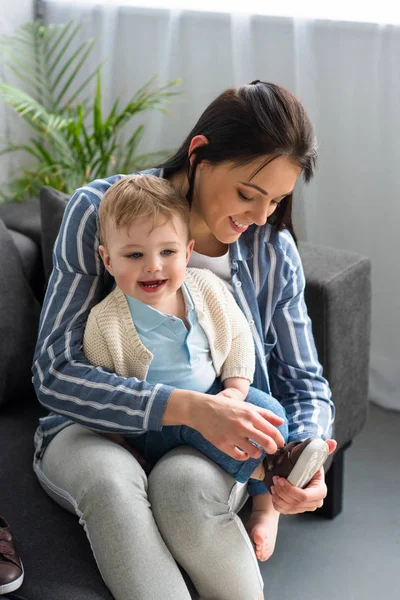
[249,201,271,227]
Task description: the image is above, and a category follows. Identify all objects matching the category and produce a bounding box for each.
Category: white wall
[0,0,34,192]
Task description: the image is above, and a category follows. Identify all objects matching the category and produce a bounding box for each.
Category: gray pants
[34,424,264,600]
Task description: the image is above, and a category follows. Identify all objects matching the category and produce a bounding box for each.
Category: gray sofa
[0,194,371,600]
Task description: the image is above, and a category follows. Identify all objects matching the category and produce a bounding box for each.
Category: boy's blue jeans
[126,380,289,496]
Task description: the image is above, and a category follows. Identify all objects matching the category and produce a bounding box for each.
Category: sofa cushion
[0,218,41,408]
[0,197,41,247]
[298,241,371,448]
[40,187,69,283]
[10,229,44,301]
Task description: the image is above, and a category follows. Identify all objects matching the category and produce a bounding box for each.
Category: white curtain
[0,0,34,189]
[34,2,400,410]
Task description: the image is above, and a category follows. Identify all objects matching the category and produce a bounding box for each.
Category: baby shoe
[263,438,330,490]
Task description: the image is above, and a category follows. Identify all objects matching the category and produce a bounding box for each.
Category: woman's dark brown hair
[160,81,317,244]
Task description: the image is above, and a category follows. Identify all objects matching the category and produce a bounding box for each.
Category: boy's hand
[219,377,250,403]
[270,439,337,514]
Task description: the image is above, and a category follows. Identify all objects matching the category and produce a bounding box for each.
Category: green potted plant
[0,20,180,202]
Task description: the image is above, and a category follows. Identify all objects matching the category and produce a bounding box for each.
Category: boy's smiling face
[99,213,194,310]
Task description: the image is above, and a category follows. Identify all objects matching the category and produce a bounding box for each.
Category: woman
[33,81,336,600]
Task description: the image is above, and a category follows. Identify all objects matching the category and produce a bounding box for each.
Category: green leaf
[52,37,97,104]
[93,71,104,150]
[47,21,78,74]
[118,125,145,173]
[0,143,43,161]
[66,66,101,106]
[4,62,52,105]
[30,138,56,165]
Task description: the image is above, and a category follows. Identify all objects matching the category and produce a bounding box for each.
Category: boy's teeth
[142,281,162,287]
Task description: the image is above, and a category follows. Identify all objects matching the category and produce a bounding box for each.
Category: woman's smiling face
[190,154,301,244]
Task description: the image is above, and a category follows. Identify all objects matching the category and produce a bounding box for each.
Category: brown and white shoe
[0,517,24,595]
[263,438,330,490]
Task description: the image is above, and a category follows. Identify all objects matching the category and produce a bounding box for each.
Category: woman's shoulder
[71,174,126,208]
[256,223,302,269]
[74,169,163,207]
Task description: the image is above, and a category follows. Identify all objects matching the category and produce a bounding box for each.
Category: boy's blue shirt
[125,283,216,392]
[32,168,335,462]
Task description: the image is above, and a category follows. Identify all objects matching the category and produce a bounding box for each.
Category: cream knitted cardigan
[83,268,255,384]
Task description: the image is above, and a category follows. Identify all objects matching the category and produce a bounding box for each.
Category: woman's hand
[269,439,337,514]
[189,392,286,459]
[216,387,247,403]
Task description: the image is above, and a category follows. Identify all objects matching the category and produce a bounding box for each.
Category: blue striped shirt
[32,168,335,461]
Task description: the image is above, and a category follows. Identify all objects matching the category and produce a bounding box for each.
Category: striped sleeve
[267,235,335,441]
[32,185,174,434]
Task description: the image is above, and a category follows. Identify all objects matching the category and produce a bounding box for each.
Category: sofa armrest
[0,218,41,409]
[298,241,371,448]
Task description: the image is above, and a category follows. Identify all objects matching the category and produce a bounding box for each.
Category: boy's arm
[83,309,116,373]
[83,299,152,471]
[214,278,256,384]
[218,376,250,402]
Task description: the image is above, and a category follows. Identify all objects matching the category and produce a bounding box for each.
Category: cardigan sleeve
[83,308,116,374]
[216,279,256,383]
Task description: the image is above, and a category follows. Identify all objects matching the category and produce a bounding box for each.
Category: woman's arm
[268,241,335,442]
[266,232,336,511]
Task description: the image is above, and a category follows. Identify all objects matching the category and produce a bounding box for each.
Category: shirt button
[169,317,176,322]
[232,260,238,267]
[235,281,242,288]
[249,319,254,325]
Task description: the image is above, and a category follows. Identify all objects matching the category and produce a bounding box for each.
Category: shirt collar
[181,281,195,313]
[125,282,194,333]
[230,226,255,262]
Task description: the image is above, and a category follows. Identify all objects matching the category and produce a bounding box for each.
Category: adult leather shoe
[0,517,24,596]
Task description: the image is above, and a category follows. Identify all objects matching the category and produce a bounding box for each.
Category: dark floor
[258,402,400,600]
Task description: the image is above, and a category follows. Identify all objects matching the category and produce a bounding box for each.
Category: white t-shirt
[188,249,233,293]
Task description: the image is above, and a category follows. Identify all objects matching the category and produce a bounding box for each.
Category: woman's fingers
[269,467,328,514]
[247,410,286,451]
[229,446,251,460]
[326,439,337,454]
[195,393,286,457]
[258,410,285,426]
[271,496,323,514]
[225,410,285,456]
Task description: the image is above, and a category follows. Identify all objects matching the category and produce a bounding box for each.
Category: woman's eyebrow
[240,182,268,196]
[240,182,295,198]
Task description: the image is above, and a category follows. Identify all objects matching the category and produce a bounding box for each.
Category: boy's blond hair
[99,174,190,245]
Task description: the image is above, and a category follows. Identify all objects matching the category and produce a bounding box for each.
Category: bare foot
[245,493,280,562]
